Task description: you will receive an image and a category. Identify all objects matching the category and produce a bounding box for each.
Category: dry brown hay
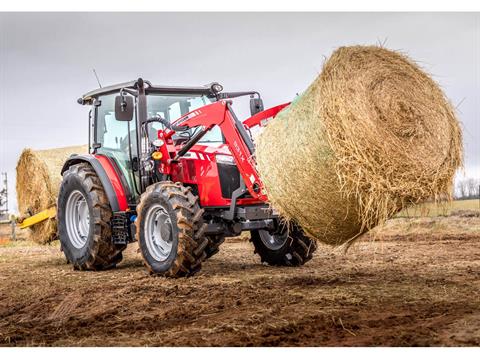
[16,145,88,244]
[256,45,463,246]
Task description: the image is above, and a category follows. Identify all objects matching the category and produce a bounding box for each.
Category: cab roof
[78,79,219,105]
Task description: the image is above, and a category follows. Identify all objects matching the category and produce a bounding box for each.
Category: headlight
[211,83,223,93]
[216,154,235,165]
[143,160,154,171]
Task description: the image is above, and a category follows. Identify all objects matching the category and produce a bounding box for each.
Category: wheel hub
[144,205,174,262]
[65,190,90,249]
[258,227,288,251]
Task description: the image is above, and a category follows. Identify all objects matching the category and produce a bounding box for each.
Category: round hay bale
[16,145,88,244]
[255,45,463,246]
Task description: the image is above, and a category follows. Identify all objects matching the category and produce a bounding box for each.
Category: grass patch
[0,239,60,248]
[397,199,480,218]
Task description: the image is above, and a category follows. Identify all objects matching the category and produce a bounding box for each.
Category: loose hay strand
[256,45,463,246]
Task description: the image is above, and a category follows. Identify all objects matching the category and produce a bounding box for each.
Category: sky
[0,12,479,212]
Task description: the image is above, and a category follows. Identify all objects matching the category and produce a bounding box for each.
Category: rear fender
[61,154,129,212]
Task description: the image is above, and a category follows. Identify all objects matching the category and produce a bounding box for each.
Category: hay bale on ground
[256,45,463,246]
[16,145,88,244]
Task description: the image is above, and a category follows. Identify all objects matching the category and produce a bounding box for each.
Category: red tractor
[58,78,316,277]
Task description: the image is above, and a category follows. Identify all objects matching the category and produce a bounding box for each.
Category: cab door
[93,94,139,203]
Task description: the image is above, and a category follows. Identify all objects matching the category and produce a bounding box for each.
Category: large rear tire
[251,222,316,266]
[136,181,208,277]
[58,163,125,270]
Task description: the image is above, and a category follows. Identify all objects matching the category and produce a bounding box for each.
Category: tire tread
[59,163,125,270]
[136,181,207,277]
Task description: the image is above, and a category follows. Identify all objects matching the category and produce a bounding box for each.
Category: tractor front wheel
[251,222,316,266]
[136,182,208,277]
[58,163,125,270]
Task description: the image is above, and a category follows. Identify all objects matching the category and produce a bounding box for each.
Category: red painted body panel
[163,103,287,208]
[95,154,129,211]
[156,101,286,207]
[169,143,261,207]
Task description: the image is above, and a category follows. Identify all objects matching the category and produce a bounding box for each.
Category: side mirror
[250,97,264,116]
[115,95,134,121]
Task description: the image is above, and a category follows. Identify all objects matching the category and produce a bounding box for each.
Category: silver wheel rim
[65,190,90,249]
[259,228,288,250]
[144,204,173,262]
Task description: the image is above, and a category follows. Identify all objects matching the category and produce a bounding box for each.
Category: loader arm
[242,102,290,129]
[160,100,286,202]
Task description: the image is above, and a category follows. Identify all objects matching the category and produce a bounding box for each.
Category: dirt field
[0,214,479,346]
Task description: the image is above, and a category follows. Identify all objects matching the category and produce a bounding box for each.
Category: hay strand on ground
[255,45,463,246]
[16,145,88,244]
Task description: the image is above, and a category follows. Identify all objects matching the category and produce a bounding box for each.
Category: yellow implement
[18,207,57,229]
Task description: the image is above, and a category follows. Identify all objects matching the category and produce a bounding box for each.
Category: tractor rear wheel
[250,222,316,266]
[136,181,208,277]
[58,163,125,270]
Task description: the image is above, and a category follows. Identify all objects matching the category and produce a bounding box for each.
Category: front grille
[218,163,241,198]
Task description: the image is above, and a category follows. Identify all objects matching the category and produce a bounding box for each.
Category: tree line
[455,178,480,200]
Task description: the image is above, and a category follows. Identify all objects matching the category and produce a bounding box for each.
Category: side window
[96,94,135,152]
[102,113,126,149]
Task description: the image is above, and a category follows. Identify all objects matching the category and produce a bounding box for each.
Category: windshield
[146,94,223,143]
